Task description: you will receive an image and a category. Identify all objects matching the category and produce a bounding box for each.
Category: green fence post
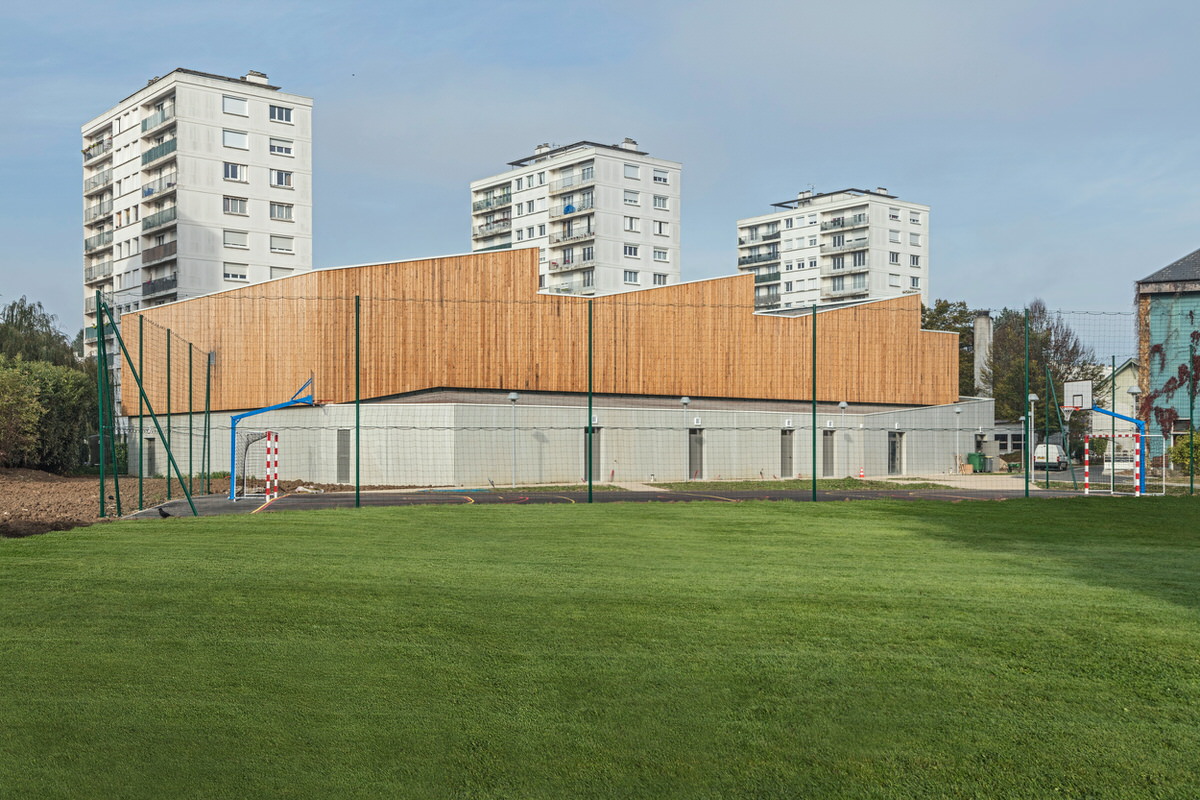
[812,304,817,503]
[95,291,107,519]
[138,315,144,510]
[166,328,172,501]
[205,351,213,496]
[1191,342,1195,496]
[106,318,122,518]
[587,299,594,504]
[188,344,194,496]
[1111,355,1116,494]
[1023,308,1030,498]
[355,295,361,509]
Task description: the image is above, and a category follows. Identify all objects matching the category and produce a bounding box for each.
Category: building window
[269,138,293,156]
[526,227,535,238]
[832,275,845,291]
[784,281,793,292]
[889,229,901,243]
[224,162,247,182]
[624,164,640,179]
[538,224,546,236]
[652,168,668,184]
[222,96,248,116]
[653,248,668,262]
[853,273,867,289]
[889,207,901,221]
[624,190,639,206]
[784,261,793,271]
[581,164,594,180]
[653,273,668,285]
[624,270,639,283]
[832,255,845,270]
[910,254,921,267]
[809,259,818,269]
[808,237,817,247]
[270,202,293,221]
[583,269,594,287]
[537,171,546,185]
[222,130,249,149]
[910,276,921,289]
[561,247,575,265]
[582,246,594,262]
[270,169,294,188]
[223,230,248,248]
[623,216,639,232]
[909,233,921,246]
[909,213,921,225]
[269,105,293,123]
[653,195,669,210]
[624,244,639,258]
[515,230,524,241]
[832,234,845,247]
[223,196,248,215]
[515,177,523,190]
[785,218,793,229]
[889,251,901,265]
[653,220,669,236]
[852,251,867,267]
[889,273,901,287]
[808,214,817,225]
[223,263,248,280]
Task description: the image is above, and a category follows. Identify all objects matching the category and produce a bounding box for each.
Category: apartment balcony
[82,138,112,163]
[84,199,114,224]
[83,292,115,314]
[549,228,595,245]
[820,237,869,254]
[472,219,512,238]
[821,214,869,232]
[474,242,513,252]
[141,138,177,166]
[754,272,781,284]
[762,231,781,241]
[820,261,871,278]
[547,281,596,296]
[84,260,113,283]
[754,294,781,310]
[824,284,870,299]
[548,258,596,273]
[548,173,596,194]
[142,272,178,297]
[548,200,594,219]
[141,240,178,266]
[142,206,178,231]
[142,172,178,199]
[84,324,115,342]
[84,168,113,195]
[472,193,512,212]
[84,230,114,252]
[737,252,780,267]
[140,104,176,135]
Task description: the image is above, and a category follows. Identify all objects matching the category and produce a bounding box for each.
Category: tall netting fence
[98,290,1200,510]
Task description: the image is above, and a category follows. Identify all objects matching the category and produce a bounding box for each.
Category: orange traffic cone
[858,467,865,479]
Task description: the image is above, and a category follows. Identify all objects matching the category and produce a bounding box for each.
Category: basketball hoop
[1061,405,1081,422]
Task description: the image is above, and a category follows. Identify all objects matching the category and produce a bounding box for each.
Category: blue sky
[3,0,1199,332]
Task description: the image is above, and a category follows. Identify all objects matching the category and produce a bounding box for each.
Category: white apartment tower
[470,140,682,295]
[736,188,929,311]
[81,68,313,351]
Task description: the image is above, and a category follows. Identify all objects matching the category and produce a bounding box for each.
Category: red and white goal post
[1083,432,1166,496]
[232,429,280,501]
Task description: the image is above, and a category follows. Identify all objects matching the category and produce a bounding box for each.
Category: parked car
[1033,444,1069,471]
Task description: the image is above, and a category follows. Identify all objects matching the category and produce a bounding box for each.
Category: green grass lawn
[651,476,954,492]
[3,499,1200,798]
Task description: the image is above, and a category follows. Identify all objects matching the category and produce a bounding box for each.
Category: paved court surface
[126,484,1084,519]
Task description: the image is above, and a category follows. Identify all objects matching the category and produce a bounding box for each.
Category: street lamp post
[508,391,519,488]
[681,396,691,481]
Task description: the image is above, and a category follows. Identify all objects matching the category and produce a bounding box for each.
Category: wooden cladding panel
[120,250,957,416]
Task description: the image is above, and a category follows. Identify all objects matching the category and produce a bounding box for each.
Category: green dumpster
[967,452,985,473]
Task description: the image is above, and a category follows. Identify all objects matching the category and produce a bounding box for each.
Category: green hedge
[0,356,96,473]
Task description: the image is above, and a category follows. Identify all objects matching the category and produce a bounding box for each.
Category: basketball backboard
[1064,379,1093,410]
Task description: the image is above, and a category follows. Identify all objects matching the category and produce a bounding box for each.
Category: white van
[1033,444,1069,471]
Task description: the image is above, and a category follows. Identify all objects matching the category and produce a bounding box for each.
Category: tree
[0,357,95,472]
[0,367,42,466]
[922,299,978,397]
[980,299,1105,434]
[0,297,78,367]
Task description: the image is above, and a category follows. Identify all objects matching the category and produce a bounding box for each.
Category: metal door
[780,429,794,478]
[822,429,835,477]
[688,429,704,480]
[888,431,904,476]
[336,429,351,484]
[584,427,601,482]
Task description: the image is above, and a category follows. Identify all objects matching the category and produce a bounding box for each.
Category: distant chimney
[533,143,551,155]
[797,189,813,200]
[619,137,639,151]
[875,187,888,195]
[243,70,270,85]
[973,311,993,395]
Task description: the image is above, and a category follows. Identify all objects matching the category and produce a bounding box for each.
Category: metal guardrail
[821,215,869,231]
[738,252,781,266]
[472,193,512,212]
[142,273,178,296]
[548,174,596,193]
[473,219,512,237]
[84,199,113,223]
[142,206,178,231]
[142,172,178,197]
[84,261,113,282]
[84,168,112,193]
[141,104,175,133]
[141,138,177,165]
[84,230,114,252]
[83,138,112,162]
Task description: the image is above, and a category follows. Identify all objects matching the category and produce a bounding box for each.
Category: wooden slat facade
[119,250,958,416]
